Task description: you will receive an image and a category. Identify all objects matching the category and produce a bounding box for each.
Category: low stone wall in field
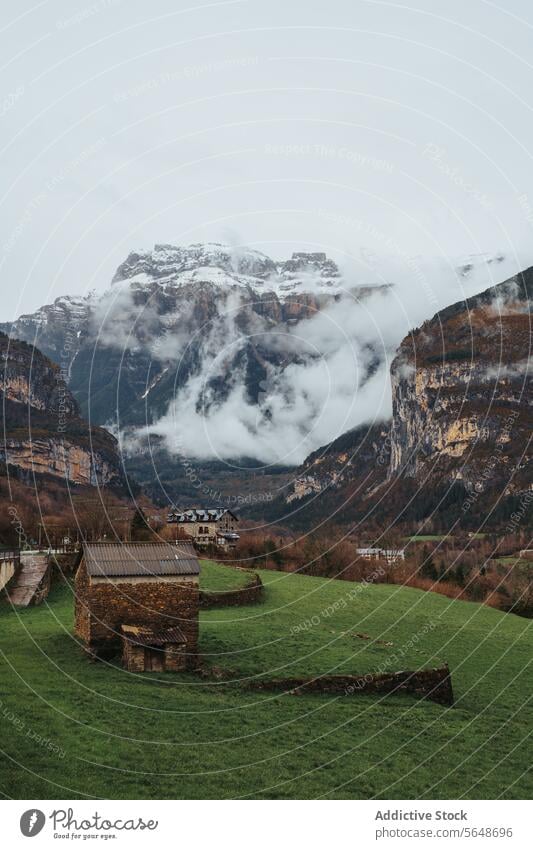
[249,664,454,706]
[199,573,263,608]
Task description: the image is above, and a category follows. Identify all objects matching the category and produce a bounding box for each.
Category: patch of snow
[141,368,169,399]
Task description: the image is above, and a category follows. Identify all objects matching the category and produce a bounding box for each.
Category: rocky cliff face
[1,294,92,372]
[389,268,532,493]
[250,422,391,530]
[1,243,507,464]
[1,333,78,414]
[0,243,379,431]
[2,238,523,509]
[257,267,531,531]
[0,333,124,487]
[2,439,120,487]
[284,423,390,504]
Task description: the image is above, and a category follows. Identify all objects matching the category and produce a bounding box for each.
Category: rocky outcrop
[0,243,383,431]
[389,268,532,493]
[259,267,532,530]
[0,332,124,487]
[2,438,119,486]
[250,422,391,529]
[283,423,390,504]
[2,242,527,520]
[0,294,91,372]
[1,333,78,415]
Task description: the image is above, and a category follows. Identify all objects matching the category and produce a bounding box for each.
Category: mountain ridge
[0,243,387,444]
[0,243,523,490]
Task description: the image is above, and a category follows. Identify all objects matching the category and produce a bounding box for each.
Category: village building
[356,547,405,563]
[167,508,240,548]
[74,541,200,671]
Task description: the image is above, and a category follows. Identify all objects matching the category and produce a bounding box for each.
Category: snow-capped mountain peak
[111,242,344,296]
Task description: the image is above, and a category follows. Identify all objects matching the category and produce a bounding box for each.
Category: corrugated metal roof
[84,542,200,577]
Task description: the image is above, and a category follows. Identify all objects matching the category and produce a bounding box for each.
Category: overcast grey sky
[2,0,533,320]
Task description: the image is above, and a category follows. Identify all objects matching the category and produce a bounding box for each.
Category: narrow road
[4,553,49,607]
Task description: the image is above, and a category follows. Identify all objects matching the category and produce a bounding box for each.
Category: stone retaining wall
[249,665,454,706]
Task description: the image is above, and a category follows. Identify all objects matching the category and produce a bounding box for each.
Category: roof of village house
[83,541,200,577]
[121,624,186,646]
[167,507,238,524]
[356,547,405,555]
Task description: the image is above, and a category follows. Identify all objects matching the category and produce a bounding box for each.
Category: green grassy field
[0,563,531,799]
[405,534,450,542]
[495,557,531,567]
[405,533,487,542]
[199,559,252,592]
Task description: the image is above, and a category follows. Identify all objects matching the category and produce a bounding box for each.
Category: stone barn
[74,541,200,671]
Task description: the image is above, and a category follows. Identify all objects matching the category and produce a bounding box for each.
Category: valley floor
[0,565,531,799]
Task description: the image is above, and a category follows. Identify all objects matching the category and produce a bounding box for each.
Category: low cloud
[102,250,521,466]
[90,282,162,351]
[484,357,533,381]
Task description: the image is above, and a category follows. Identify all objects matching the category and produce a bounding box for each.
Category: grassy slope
[0,566,531,800]
[405,534,449,542]
[495,557,531,567]
[199,559,252,592]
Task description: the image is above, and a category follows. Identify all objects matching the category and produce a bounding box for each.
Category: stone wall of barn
[74,561,199,666]
[91,574,198,585]
[164,643,187,672]
[122,640,145,673]
[74,561,91,643]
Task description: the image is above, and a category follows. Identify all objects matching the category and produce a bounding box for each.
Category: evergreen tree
[420,546,438,580]
[130,507,152,541]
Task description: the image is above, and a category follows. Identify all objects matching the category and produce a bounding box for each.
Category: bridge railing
[0,549,21,565]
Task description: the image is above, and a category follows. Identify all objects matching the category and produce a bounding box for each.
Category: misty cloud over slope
[2,242,517,467]
[114,245,514,466]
